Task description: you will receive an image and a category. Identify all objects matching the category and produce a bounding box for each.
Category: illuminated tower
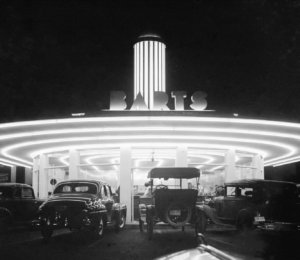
[134,34,166,109]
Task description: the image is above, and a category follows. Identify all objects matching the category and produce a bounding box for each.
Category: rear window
[53,183,97,194]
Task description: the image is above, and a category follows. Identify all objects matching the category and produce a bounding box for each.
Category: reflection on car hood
[154,246,239,260]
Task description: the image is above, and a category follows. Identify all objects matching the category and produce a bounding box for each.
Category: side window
[22,188,34,198]
[240,186,254,197]
[226,186,236,197]
[101,185,108,199]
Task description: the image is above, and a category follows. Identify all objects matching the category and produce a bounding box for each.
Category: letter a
[130,93,149,110]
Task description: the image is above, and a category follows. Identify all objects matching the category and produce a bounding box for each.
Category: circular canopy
[1,114,300,169]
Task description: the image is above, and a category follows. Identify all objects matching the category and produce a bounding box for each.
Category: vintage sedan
[0,183,44,234]
[33,180,126,240]
[197,179,300,233]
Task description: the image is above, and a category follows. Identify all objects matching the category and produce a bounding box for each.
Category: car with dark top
[0,183,45,233]
[139,167,203,240]
[33,179,127,240]
[197,179,300,233]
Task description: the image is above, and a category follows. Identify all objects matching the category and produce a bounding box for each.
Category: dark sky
[1,0,300,122]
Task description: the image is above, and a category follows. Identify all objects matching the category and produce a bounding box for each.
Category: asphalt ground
[1,224,300,260]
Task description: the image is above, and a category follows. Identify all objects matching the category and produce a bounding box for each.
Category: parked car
[33,180,127,240]
[154,233,238,260]
[0,183,45,233]
[196,179,300,233]
[138,167,203,240]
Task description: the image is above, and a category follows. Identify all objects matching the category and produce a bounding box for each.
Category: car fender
[236,209,254,226]
[112,203,127,220]
[196,205,224,225]
[0,207,13,226]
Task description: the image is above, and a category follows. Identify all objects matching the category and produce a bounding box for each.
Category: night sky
[1,0,300,123]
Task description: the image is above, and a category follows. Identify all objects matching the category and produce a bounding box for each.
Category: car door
[11,187,39,224]
[223,185,253,223]
[222,185,237,222]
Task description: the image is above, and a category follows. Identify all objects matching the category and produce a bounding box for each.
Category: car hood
[154,246,238,260]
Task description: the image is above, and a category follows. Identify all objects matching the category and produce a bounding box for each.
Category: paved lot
[1,224,300,260]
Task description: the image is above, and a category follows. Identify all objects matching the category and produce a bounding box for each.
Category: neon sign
[110,91,208,111]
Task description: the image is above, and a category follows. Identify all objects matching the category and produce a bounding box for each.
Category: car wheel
[115,212,126,233]
[94,216,104,239]
[147,214,153,240]
[237,214,253,233]
[164,202,192,227]
[139,219,144,232]
[195,212,207,236]
[41,226,53,241]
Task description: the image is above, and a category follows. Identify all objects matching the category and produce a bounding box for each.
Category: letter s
[190,91,207,111]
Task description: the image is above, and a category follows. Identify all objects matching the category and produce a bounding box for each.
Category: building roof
[1,113,300,170]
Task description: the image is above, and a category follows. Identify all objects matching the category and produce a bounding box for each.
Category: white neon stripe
[3,134,292,165]
[0,158,31,168]
[149,41,154,109]
[139,42,143,97]
[158,43,162,91]
[162,44,165,92]
[2,126,300,141]
[145,41,148,106]
[136,43,140,95]
[134,45,137,98]
[154,41,158,91]
[2,117,300,129]
[0,161,14,167]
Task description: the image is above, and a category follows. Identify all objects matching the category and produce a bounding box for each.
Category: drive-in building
[1,35,300,222]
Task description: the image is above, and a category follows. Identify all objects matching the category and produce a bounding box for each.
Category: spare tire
[164,202,192,227]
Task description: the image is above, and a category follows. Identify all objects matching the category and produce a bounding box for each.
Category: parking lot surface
[1,224,300,260]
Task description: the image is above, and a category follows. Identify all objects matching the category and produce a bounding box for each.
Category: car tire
[115,212,126,233]
[236,214,253,233]
[93,216,104,239]
[147,214,153,240]
[41,226,53,241]
[195,212,207,236]
[164,202,192,227]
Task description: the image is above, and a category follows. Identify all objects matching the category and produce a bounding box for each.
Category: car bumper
[257,222,300,232]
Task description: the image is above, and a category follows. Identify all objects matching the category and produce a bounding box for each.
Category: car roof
[55,179,107,186]
[225,179,296,186]
[0,183,32,188]
[148,167,200,179]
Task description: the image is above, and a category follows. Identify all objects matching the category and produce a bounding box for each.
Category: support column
[176,146,188,188]
[120,146,132,223]
[69,149,79,180]
[253,154,264,179]
[25,168,32,185]
[32,157,39,197]
[39,154,49,199]
[225,149,236,182]
[11,166,16,183]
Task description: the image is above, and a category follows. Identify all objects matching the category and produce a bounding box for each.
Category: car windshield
[53,183,97,194]
[0,187,13,198]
